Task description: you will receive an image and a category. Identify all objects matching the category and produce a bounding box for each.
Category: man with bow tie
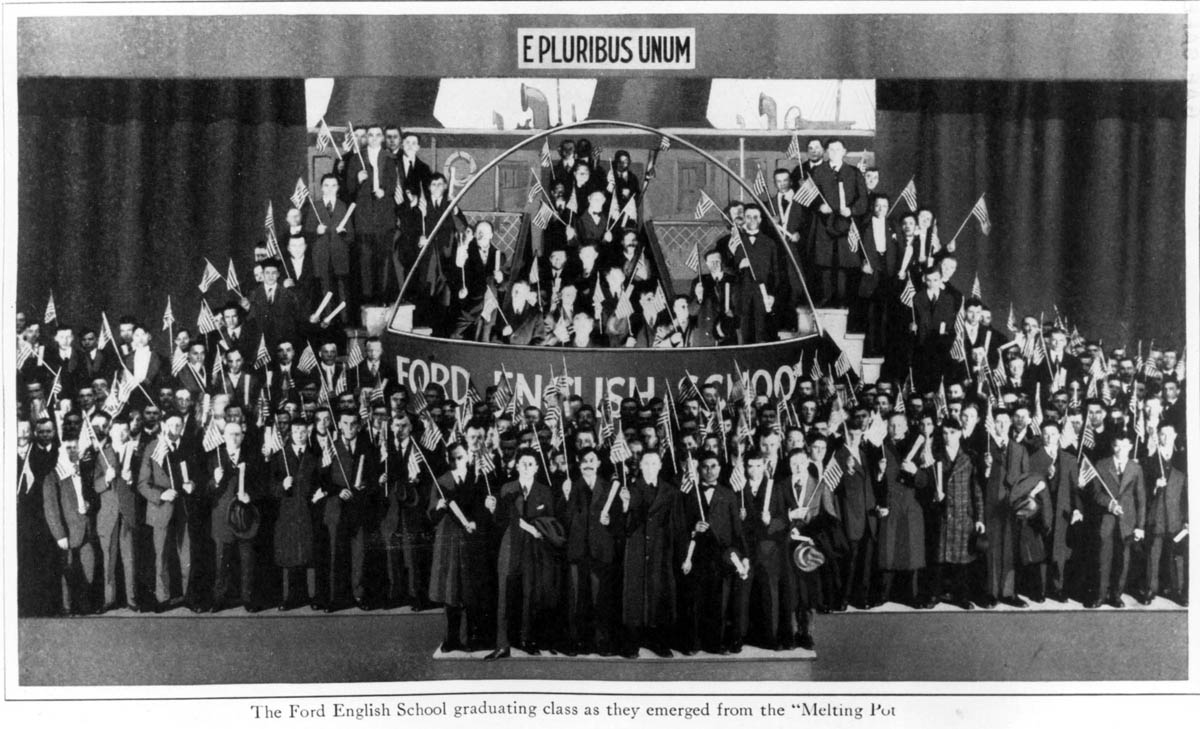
[1084,432,1145,609]
[304,173,355,322]
[728,204,782,345]
[137,411,199,611]
[678,451,746,655]
[485,449,556,660]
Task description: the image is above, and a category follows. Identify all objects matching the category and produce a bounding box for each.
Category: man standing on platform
[1086,432,1145,609]
[809,139,869,307]
[728,204,781,345]
[304,173,355,323]
[621,449,684,658]
[346,123,398,306]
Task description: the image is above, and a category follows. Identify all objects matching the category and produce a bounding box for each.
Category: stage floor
[17,598,1187,686]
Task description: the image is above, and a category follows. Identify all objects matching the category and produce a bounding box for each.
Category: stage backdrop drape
[17,78,308,342]
[874,80,1186,348]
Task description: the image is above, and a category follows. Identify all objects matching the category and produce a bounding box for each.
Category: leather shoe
[978,596,998,609]
[650,645,674,658]
[440,640,465,654]
[1000,596,1028,608]
[520,643,542,656]
[245,603,264,614]
[1137,595,1153,606]
[797,633,815,651]
[728,641,743,654]
[953,599,974,610]
[1105,596,1125,609]
[619,646,639,659]
[1047,590,1068,603]
[831,601,848,612]
[1083,599,1102,609]
[484,647,511,661]
[1175,595,1188,607]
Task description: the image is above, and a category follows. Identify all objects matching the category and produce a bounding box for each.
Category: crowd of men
[13,127,1188,660]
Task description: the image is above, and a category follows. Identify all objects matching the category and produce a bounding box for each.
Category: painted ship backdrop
[309,77,877,401]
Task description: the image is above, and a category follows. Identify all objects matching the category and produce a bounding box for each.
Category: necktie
[267,288,274,304]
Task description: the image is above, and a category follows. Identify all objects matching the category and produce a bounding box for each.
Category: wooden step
[860,357,885,384]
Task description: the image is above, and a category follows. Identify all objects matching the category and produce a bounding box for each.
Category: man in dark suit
[43,324,85,398]
[352,336,397,393]
[282,233,320,315]
[1027,420,1080,602]
[1141,422,1186,605]
[492,280,546,345]
[381,413,434,611]
[345,123,399,305]
[122,324,166,411]
[808,138,869,307]
[789,137,826,187]
[1038,327,1083,401]
[246,259,301,353]
[691,248,737,347]
[679,451,746,655]
[451,221,507,341]
[560,448,623,655]
[216,349,262,414]
[266,339,310,405]
[175,341,210,401]
[911,268,958,392]
[485,449,556,660]
[323,410,380,610]
[304,173,356,323]
[962,297,1005,384]
[208,420,262,612]
[396,131,433,201]
[1085,432,1145,608]
[858,193,901,357]
[19,419,61,616]
[733,449,793,650]
[834,411,881,609]
[729,204,782,345]
[548,139,577,191]
[215,303,260,366]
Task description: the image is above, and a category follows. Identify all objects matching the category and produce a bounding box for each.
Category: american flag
[98,312,114,350]
[254,334,271,370]
[297,342,318,373]
[819,458,844,491]
[847,221,861,253]
[199,259,223,293]
[618,197,637,225]
[1078,455,1100,487]
[409,389,428,414]
[1080,418,1095,450]
[150,436,170,468]
[642,285,668,323]
[752,167,768,196]
[1006,303,1018,334]
[44,291,57,324]
[527,172,545,205]
[613,286,634,320]
[162,296,175,332]
[197,299,220,334]
[934,380,948,421]
[609,433,632,464]
[290,178,309,210]
[1030,391,1044,436]
[990,354,1007,391]
[735,410,753,444]
[729,458,747,492]
[898,178,918,212]
[55,456,76,481]
[970,194,991,235]
[345,338,364,369]
[793,177,821,206]
[950,304,967,363]
[971,275,982,300]
[694,190,717,220]
[685,244,700,272]
[900,279,915,308]
[226,259,241,294]
[835,349,853,377]
[211,352,224,384]
[659,135,671,152]
[264,200,276,236]
[983,400,997,441]
[262,424,284,456]
[482,287,501,322]
[493,374,514,413]
[540,140,552,168]
[171,348,188,377]
[475,451,495,476]
[810,352,822,383]
[786,133,801,160]
[16,338,34,370]
[316,119,341,159]
[420,412,444,451]
[728,225,744,255]
[203,418,223,452]
[342,122,357,154]
[531,202,553,230]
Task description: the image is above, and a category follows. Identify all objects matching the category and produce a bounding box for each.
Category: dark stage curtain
[17,78,308,340]
[874,80,1186,347]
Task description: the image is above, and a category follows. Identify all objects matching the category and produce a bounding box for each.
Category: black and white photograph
[2,2,1197,726]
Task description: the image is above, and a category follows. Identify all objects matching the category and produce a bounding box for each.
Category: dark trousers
[1145,535,1186,597]
[357,232,391,303]
[280,567,316,603]
[878,569,919,605]
[326,518,369,604]
[391,530,431,605]
[681,568,731,653]
[213,539,255,606]
[1096,516,1131,600]
[99,515,138,608]
[495,567,536,650]
[735,278,773,345]
[737,553,790,645]
[840,537,874,605]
